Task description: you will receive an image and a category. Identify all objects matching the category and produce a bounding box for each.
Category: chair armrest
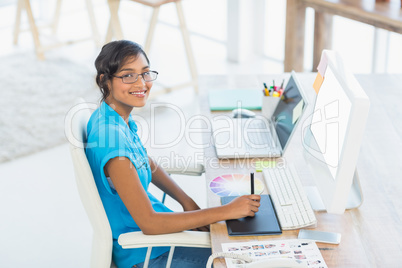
[164,162,205,176]
[118,231,210,249]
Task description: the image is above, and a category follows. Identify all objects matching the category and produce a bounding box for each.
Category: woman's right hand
[224,195,261,219]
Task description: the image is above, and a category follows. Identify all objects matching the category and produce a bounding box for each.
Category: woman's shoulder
[87,105,123,132]
[89,117,123,138]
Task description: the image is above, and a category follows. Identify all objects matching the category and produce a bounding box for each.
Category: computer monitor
[301,50,370,214]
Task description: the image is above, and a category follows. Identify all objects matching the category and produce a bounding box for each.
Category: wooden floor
[199,73,402,267]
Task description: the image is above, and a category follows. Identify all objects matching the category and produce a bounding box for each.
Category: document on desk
[221,239,327,268]
[221,195,281,236]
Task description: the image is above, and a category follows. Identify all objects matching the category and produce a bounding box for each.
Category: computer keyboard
[246,131,272,148]
[262,166,317,230]
[245,120,275,149]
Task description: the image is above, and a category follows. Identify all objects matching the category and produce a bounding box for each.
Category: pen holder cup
[262,96,280,118]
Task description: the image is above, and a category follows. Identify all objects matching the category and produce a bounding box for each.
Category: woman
[86,40,261,268]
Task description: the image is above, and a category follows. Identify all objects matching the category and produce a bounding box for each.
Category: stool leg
[106,0,123,42]
[13,0,24,45]
[105,18,113,43]
[175,1,198,93]
[85,0,101,46]
[51,0,62,34]
[24,0,45,60]
[144,6,160,53]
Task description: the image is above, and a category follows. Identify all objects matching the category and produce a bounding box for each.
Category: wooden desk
[284,0,402,72]
[199,73,402,267]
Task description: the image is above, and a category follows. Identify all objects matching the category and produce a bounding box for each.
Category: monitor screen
[310,66,352,180]
[272,73,306,150]
[301,50,370,214]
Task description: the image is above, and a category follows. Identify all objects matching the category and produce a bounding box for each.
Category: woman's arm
[106,157,261,235]
[148,157,200,212]
[148,157,209,231]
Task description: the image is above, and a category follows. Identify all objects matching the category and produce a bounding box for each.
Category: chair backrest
[65,99,114,268]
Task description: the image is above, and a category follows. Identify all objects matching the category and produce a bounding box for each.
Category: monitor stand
[304,169,363,212]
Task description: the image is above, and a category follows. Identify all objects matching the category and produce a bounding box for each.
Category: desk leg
[284,0,306,72]
[106,0,123,42]
[13,0,23,45]
[175,1,198,93]
[24,0,45,60]
[144,6,159,53]
[51,0,62,34]
[85,0,101,47]
[313,11,333,71]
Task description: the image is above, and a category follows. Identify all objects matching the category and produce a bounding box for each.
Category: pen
[273,80,279,91]
[280,79,284,90]
[250,172,254,194]
[263,83,269,96]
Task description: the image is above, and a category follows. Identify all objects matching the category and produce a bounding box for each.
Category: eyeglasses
[113,71,158,84]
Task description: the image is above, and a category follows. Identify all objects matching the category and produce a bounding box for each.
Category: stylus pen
[250,172,254,194]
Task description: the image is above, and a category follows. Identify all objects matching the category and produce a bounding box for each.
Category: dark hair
[94,40,150,102]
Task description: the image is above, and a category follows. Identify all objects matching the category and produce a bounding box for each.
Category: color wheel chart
[209,174,264,197]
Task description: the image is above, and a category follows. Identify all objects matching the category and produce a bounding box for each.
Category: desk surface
[199,73,402,267]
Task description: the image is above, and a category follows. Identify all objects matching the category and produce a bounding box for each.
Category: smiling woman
[85,40,262,268]
[106,54,152,110]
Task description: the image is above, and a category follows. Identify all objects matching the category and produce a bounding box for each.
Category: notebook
[211,71,307,158]
[208,89,263,111]
[221,195,282,236]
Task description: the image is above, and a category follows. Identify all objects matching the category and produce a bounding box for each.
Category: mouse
[232,108,256,118]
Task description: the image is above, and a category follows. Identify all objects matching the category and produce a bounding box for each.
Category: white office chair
[65,99,210,268]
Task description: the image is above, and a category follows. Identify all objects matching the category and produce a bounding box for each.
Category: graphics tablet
[221,195,282,236]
